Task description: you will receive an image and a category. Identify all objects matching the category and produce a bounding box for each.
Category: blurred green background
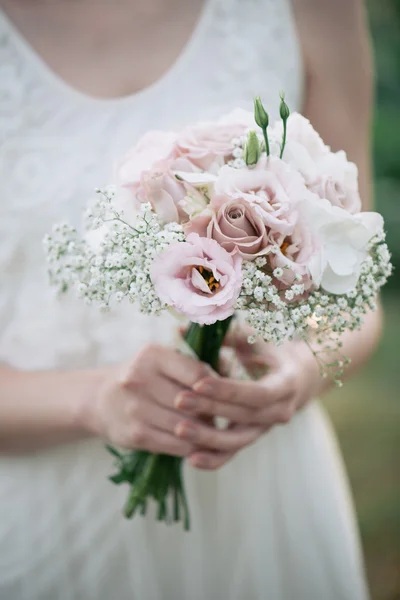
[325,2,400,598]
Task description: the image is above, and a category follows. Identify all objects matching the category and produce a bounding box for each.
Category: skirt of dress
[0,401,369,600]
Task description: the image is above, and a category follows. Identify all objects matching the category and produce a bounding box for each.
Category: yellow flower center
[280,240,290,256]
[197,265,220,291]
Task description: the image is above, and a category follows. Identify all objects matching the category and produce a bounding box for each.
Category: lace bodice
[0,0,303,371]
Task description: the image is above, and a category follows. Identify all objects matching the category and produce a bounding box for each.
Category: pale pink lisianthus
[186,194,273,260]
[136,158,189,223]
[150,233,243,325]
[120,152,216,224]
[113,130,179,224]
[268,219,320,290]
[135,156,216,223]
[174,112,250,171]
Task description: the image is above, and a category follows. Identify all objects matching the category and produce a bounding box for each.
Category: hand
[174,328,321,470]
[80,344,218,457]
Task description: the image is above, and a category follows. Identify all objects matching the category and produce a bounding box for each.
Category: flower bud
[254,97,269,130]
[244,130,261,166]
[279,93,290,121]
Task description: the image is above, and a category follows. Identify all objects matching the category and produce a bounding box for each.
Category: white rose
[298,197,384,294]
[273,114,361,214]
[271,113,329,184]
[311,151,361,214]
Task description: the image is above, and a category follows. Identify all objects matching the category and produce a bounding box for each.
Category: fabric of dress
[0,2,370,599]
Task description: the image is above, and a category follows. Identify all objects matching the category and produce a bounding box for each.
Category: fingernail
[176,393,197,410]
[176,422,198,441]
[193,380,213,395]
[191,455,210,469]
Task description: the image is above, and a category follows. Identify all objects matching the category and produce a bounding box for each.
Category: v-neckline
[0,1,213,108]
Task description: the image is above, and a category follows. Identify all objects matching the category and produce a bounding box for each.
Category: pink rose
[310,151,361,214]
[175,114,248,171]
[150,233,243,325]
[214,157,307,237]
[186,195,272,260]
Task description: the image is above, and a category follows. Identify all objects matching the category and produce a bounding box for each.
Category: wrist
[70,367,111,437]
[291,341,325,400]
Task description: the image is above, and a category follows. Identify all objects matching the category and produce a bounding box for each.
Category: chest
[0,0,303,232]
[0,0,206,99]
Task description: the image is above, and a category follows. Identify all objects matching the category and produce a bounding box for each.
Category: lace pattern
[0,0,303,371]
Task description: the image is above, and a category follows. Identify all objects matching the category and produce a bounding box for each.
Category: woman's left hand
[174,327,321,470]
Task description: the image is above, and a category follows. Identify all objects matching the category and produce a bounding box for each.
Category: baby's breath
[44,190,184,315]
[45,183,392,386]
[236,233,392,383]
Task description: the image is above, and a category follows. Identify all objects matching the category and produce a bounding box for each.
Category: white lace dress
[0,2,370,599]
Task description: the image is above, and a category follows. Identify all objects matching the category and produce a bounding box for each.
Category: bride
[0,0,379,598]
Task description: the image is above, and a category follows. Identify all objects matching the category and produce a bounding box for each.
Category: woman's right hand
[81,344,213,457]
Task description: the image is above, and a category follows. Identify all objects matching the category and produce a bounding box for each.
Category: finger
[189,422,269,470]
[176,391,294,427]
[222,320,252,346]
[220,351,270,380]
[176,390,256,424]
[175,419,262,452]
[156,347,216,388]
[261,366,297,398]
[222,322,264,356]
[188,450,235,470]
[192,375,287,409]
[178,326,187,337]
[136,395,189,434]
[123,344,215,390]
[121,422,195,457]
[148,376,218,427]
[147,375,186,410]
[222,326,282,371]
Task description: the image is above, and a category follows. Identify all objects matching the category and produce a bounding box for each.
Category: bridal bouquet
[45,96,392,530]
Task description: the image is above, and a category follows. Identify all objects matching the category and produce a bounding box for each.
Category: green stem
[175,459,190,531]
[262,128,270,157]
[173,484,180,522]
[123,453,159,518]
[184,316,233,370]
[280,120,287,159]
[111,317,234,531]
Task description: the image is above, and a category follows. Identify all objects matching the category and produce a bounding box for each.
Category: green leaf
[105,444,122,459]
[108,472,127,485]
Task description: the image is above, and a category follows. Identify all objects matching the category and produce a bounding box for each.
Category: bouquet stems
[107,316,233,530]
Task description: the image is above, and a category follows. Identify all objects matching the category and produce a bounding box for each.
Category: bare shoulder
[292,0,369,37]
[291,0,373,207]
[292,0,372,80]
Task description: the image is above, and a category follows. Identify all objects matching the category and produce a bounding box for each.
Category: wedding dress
[0,1,370,599]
